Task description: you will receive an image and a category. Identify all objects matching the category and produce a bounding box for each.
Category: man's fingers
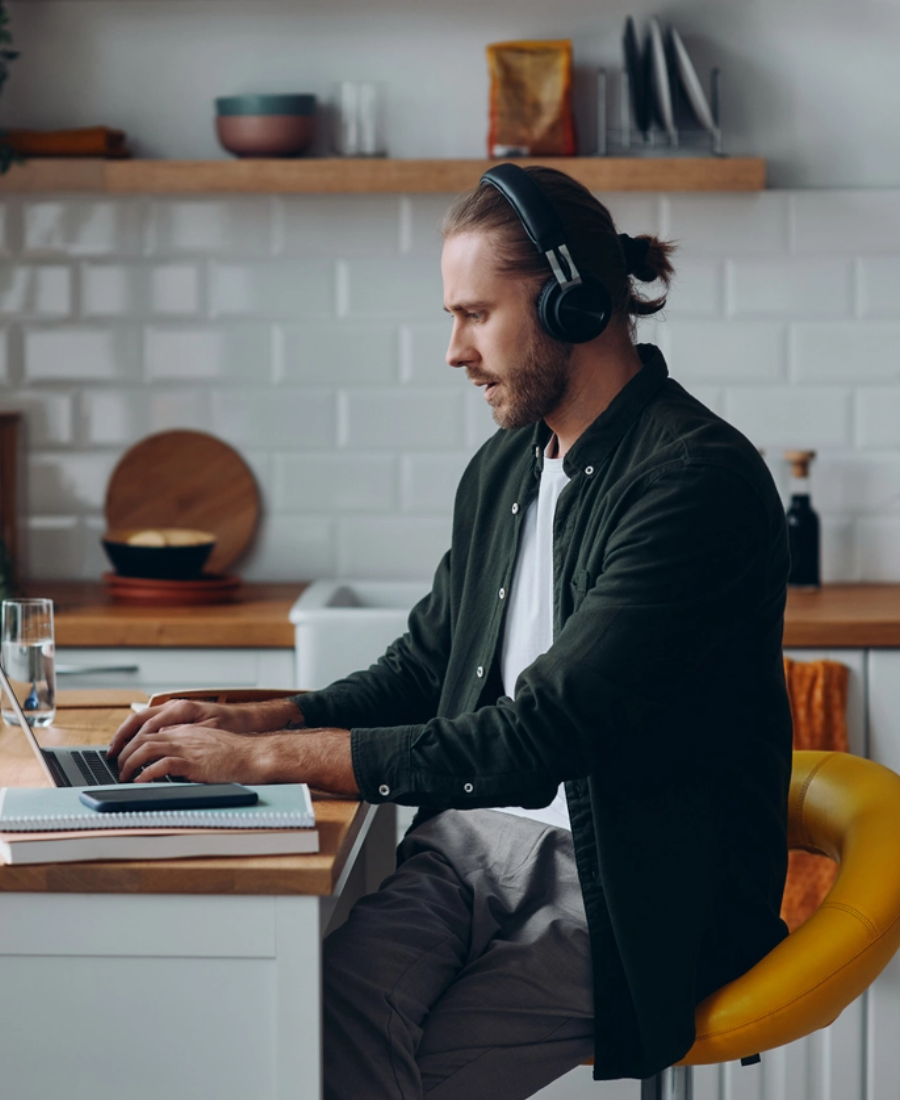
[116,732,179,782]
[114,722,249,785]
[107,709,156,757]
[108,701,199,758]
[107,703,177,756]
[133,756,189,784]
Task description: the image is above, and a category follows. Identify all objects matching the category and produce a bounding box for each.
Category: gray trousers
[323,809,595,1100]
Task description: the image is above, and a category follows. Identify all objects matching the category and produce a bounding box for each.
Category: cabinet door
[776,648,868,1100]
[865,650,900,1100]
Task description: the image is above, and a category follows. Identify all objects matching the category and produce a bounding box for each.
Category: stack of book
[0,784,318,865]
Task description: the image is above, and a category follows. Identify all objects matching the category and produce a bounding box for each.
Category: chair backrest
[147,687,302,707]
[682,750,900,1065]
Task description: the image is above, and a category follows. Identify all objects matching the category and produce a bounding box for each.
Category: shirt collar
[530,343,669,478]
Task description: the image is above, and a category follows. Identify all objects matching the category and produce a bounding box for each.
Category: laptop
[0,661,174,787]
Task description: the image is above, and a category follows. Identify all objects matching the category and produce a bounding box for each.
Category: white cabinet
[56,647,296,695]
[863,650,900,1100]
[867,651,900,775]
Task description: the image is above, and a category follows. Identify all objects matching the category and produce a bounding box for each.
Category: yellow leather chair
[640,750,900,1100]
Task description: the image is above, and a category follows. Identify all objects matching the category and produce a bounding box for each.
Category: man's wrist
[241,697,306,733]
[250,728,358,795]
[282,695,306,729]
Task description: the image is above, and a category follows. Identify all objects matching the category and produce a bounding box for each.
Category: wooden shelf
[0,156,766,194]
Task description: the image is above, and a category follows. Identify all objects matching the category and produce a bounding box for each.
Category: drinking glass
[333,81,387,156]
[1,598,56,727]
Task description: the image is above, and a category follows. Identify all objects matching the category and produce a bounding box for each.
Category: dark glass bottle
[785,450,820,589]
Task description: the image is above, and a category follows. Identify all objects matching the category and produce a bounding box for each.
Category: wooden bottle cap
[784,450,816,479]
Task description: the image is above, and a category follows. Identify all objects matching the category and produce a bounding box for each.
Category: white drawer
[57,647,295,694]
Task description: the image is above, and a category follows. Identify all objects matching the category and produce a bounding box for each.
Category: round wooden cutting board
[104,430,260,575]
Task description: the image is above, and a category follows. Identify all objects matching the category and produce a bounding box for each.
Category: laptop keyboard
[71,749,174,786]
[72,749,122,785]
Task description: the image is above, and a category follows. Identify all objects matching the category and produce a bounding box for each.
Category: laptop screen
[0,660,58,785]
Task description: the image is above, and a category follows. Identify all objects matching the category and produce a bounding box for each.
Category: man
[110,166,792,1099]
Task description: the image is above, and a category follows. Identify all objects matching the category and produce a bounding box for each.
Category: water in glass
[1,598,56,727]
[1,638,55,726]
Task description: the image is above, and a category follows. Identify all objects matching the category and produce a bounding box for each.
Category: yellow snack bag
[486,40,577,157]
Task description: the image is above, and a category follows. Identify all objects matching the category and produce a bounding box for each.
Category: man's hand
[108,696,305,761]
[116,724,267,784]
[115,721,359,794]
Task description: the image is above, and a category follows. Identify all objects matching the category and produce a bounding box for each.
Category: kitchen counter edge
[28,582,307,648]
[23,581,900,650]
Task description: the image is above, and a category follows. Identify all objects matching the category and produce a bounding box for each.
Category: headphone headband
[480,164,581,288]
[480,164,566,254]
[476,163,612,345]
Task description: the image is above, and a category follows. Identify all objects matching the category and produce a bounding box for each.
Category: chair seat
[680,750,900,1064]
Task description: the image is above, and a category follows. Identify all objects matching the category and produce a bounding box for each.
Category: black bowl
[102,529,216,580]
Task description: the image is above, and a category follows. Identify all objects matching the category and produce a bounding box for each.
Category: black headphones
[479,163,613,345]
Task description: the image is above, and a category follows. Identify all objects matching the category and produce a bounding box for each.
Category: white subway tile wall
[146,325,272,382]
[3,189,900,582]
[665,193,791,256]
[278,323,398,385]
[0,329,10,384]
[24,326,140,382]
[23,200,143,257]
[0,265,71,317]
[81,262,201,317]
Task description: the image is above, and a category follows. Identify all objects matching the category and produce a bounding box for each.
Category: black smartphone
[79,783,259,813]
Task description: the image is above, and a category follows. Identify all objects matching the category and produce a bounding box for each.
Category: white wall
[3,2,900,583]
[3,0,900,188]
[5,187,900,584]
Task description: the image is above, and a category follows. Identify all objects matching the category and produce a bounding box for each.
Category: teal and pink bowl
[215,94,317,158]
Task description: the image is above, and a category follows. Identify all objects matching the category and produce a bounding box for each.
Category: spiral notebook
[0,784,318,864]
[0,783,315,831]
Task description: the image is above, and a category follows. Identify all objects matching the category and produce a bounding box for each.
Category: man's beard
[470,325,573,431]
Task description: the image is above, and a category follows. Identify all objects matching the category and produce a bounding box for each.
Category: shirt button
[535,446,540,458]
[378,784,390,797]
[585,465,595,476]
[511,502,519,515]
[499,587,506,600]
[464,782,474,793]
[476,665,484,678]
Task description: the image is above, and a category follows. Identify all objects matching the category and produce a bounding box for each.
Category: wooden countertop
[21,580,900,650]
[0,697,372,895]
[784,585,900,648]
[30,582,306,648]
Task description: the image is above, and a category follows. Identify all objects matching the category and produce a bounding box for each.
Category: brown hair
[441,166,676,332]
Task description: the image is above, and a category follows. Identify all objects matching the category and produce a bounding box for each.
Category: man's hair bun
[618,234,656,282]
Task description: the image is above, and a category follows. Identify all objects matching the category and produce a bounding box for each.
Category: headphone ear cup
[536,278,566,341]
[536,277,612,344]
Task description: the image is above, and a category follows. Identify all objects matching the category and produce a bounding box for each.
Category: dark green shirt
[298,345,792,1079]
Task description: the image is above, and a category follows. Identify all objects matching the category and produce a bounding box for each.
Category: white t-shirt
[495,443,572,831]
